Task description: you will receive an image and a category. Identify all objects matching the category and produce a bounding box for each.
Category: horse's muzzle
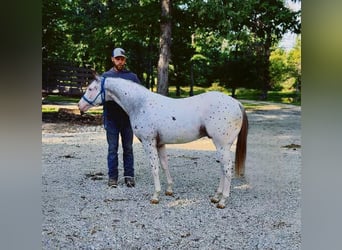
[78,102,85,115]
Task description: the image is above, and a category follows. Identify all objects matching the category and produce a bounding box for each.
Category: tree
[269,47,289,89]
[245,0,300,99]
[42,0,73,61]
[287,36,301,101]
[182,0,300,99]
[43,0,300,99]
[157,0,172,96]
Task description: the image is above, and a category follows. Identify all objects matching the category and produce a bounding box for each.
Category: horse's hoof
[165,191,173,196]
[150,199,159,204]
[216,203,225,209]
[210,198,219,204]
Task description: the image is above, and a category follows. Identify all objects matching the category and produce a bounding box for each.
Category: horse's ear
[91,70,101,81]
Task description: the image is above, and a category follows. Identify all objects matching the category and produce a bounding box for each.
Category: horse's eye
[89,87,93,91]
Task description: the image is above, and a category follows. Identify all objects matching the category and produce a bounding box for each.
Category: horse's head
[78,74,104,112]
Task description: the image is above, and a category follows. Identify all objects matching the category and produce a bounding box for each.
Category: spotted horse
[78,75,248,209]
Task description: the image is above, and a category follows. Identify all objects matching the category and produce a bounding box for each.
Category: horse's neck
[105,79,147,114]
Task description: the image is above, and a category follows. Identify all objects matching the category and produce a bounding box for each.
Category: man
[102,48,141,188]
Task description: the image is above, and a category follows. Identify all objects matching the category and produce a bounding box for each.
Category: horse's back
[195,91,242,116]
[135,91,242,144]
[144,91,242,126]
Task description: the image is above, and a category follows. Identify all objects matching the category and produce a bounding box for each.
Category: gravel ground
[42,101,301,249]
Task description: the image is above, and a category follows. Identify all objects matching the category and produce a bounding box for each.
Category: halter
[81,77,106,106]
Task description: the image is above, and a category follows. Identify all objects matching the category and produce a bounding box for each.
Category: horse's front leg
[142,140,161,204]
[158,144,173,196]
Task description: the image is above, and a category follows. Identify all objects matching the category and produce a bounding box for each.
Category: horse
[78,75,248,209]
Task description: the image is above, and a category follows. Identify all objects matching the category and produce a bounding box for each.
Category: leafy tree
[269,35,301,89]
[43,0,300,100]
[181,0,300,99]
[269,47,289,89]
[287,35,301,101]
[245,0,300,99]
[42,0,72,60]
[43,0,160,86]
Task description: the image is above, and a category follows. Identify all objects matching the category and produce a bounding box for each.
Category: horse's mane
[104,76,150,93]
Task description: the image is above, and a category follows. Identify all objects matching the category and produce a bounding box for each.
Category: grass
[168,85,300,105]
[42,107,59,113]
[234,88,301,105]
[43,95,80,103]
[239,102,267,111]
[42,95,102,114]
[41,106,102,114]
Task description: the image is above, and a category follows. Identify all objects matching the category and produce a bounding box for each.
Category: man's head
[112,48,126,71]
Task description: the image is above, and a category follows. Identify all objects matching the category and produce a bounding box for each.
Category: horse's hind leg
[211,142,234,209]
[158,145,174,196]
[211,175,224,204]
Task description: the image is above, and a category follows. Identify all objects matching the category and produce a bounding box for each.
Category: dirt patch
[42,108,103,126]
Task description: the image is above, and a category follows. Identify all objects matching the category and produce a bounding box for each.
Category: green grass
[42,95,103,114]
[239,102,266,111]
[168,85,300,105]
[41,106,102,114]
[44,95,80,103]
[234,88,301,105]
[42,107,59,113]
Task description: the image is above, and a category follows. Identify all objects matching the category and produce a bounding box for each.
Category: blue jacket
[102,69,141,121]
[102,68,140,84]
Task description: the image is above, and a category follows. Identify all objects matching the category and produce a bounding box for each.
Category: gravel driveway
[42,101,301,249]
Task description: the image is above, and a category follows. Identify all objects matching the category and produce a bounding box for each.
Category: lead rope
[100,77,106,105]
[101,77,107,129]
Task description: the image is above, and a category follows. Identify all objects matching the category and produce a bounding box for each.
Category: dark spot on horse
[172,116,176,121]
[134,125,138,129]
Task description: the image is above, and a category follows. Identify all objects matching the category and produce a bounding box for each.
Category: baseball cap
[112,48,126,58]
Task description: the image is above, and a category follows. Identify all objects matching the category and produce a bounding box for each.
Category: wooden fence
[42,60,94,97]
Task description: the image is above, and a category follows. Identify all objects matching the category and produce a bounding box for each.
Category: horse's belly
[158,125,203,144]
[160,134,202,144]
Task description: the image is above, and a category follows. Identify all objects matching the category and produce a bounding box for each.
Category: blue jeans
[104,115,134,180]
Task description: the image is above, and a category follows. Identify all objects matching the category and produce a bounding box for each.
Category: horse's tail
[235,104,248,177]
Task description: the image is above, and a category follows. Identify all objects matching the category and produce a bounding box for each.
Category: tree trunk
[189,62,194,96]
[231,87,236,98]
[157,0,172,96]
